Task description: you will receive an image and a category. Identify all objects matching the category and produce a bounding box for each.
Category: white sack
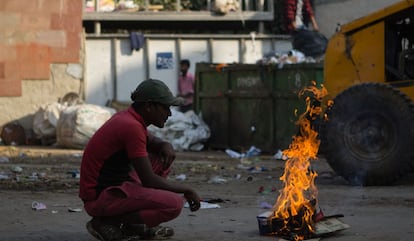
[148,109,211,151]
[33,102,66,138]
[56,104,115,149]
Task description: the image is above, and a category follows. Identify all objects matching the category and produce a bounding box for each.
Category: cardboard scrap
[315,217,350,235]
[257,211,350,240]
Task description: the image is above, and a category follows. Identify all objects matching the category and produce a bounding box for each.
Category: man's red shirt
[79,106,148,202]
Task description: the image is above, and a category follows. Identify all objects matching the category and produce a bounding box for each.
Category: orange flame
[271,82,328,240]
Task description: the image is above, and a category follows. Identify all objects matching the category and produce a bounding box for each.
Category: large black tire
[320,83,414,186]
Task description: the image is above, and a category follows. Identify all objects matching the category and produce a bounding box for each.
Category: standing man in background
[178,59,195,113]
[284,0,319,34]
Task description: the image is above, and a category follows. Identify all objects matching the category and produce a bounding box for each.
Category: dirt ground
[0,146,413,241]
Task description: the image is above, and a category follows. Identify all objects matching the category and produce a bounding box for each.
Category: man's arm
[304,0,319,31]
[147,133,166,152]
[132,156,201,211]
[310,16,319,31]
[284,0,297,32]
[147,133,175,169]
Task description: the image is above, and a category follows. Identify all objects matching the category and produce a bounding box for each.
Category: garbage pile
[33,102,116,149]
[148,109,211,151]
[258,29,328,67]
[258,49,318,67]
[1,98,211,151]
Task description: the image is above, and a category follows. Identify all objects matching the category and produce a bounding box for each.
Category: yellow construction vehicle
[320,0,414,185]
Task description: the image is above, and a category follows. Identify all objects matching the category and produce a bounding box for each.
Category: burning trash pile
[257,83,349,240]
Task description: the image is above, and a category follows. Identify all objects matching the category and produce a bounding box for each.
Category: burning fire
[271,82,328,240]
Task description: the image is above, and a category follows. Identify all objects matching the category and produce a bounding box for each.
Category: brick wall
[0,0,83,97]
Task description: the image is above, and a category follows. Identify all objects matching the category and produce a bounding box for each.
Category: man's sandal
[148,226,174,240]
[123,225,174,240]
[86,219,124,241]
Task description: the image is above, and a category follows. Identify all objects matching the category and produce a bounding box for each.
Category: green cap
[130,79,184,106]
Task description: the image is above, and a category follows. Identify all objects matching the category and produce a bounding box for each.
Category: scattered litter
[67,170,80,178]
[259,201,273,209]
[273,149,288,160]
[32,201,47,211]
[246,176,253,182]
[234,174,241,180]
[240,158,253,166]
[245,146,262,157]
[208,176,227,184]
[28,172,39,181]
[0,156,10,163]
[10,165,23,173]
[175,174,187,181]
[52,210,59,214]
[184,201,220,209]
[68,207,83,212]
[258,186,277,194]
[72,153,82,158]
[225,149,244,158]
[248,166,268,173]
[237,164,250,170]
[0,173,9,180]
[225,146,262,159]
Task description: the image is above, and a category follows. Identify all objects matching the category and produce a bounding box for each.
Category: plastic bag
[56,104,115,149]
[33,102,66,138]
[148,109,211,151]
[292,29,328,58]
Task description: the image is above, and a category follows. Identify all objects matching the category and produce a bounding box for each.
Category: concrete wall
[0,0,83,130]
[85,36,292,106]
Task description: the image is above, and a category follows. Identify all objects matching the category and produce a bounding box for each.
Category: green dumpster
[194,62,324,153]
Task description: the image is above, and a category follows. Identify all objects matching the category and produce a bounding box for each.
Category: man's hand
[184,190,201,212]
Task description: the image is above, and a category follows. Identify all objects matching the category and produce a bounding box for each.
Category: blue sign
[156,52,174,70]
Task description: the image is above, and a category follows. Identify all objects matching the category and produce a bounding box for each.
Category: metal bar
[86,33,291,40]
[111,38,118,101]
[83,11,274,21]
[176,0,181,12]
[94,21,101,35]
[208,38,213,62]
[144,37,150,79]
[94,0,100,12]
[176,38,182,81]
[239,38,244,63]
[267,0,274,13]
[145,0,149,11]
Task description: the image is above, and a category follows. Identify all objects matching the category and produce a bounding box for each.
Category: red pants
[83,155,184,227]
